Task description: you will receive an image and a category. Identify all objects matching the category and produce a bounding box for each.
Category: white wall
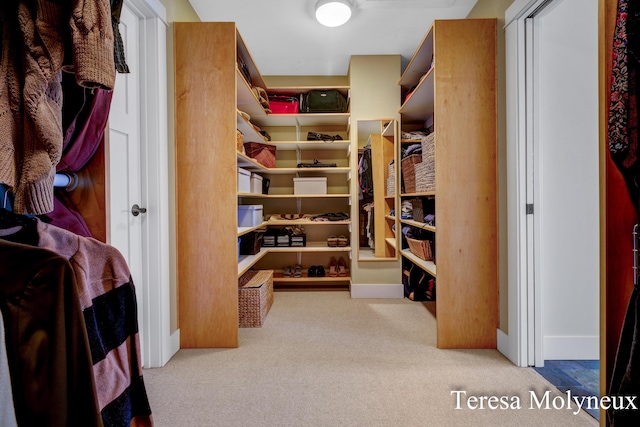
[534,0,599,360]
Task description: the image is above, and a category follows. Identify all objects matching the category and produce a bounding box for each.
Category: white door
[108,4,146,362]
[527,0,599,364]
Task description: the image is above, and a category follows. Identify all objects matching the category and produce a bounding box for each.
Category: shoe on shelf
[283,266,292,278]
[293,264,303,278]
[327,235,338,247]
[337,235,348,247]
[337,257,348,277]
[329,257,338,277]
[308,266,317,277]
[316,265,325,277]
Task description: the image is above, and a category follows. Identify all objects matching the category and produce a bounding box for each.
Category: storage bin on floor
[238,270,274,327]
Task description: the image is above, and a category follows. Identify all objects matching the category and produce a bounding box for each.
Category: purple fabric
[39,78,113,238]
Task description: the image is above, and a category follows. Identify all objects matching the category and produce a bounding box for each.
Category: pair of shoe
[308,265,325,277]
[283,265,303,278]
[327,235,349,247]
[329,257,348,277]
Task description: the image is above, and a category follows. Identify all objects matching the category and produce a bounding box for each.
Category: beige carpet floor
[143,291,599,427]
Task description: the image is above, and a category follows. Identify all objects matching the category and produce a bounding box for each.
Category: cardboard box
[238,205,263,227]
[237,168,251,193]
[251,173,264,194]
[293,177,327,195]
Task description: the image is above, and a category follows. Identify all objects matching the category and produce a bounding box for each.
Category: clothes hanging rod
[53,172,78,191]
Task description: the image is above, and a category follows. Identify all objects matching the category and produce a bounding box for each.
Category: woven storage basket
[386,176,395,197]
[238,270,274,327]
[415,161,435,193]
[410,198,424,222]
[244,142,277,168]
[416,133,435,192]
[401,154,422,194]
[421,132,435,162]
[406,237,433,261]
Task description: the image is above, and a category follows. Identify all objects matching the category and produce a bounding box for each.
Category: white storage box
[237,168,251,193]
[293,177,327,195]
[238,205,263,227]
[250,173,264,194]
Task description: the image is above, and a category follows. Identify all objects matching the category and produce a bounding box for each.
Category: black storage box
[240,232,262,255]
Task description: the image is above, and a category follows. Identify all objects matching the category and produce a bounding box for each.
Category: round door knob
[131,204,147,216]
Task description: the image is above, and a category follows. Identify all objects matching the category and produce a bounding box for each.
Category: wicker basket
[238,270,274,327]
[401,154,422,194]
[406,237,433,261]
[410,198,424,222]
[386,176,395,197]
[421,132,435,162]
[244,142,277,168]
[415,161,435,193]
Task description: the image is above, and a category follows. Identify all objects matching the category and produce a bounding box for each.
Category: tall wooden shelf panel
[174,22,240,348]
[399,19,498,349]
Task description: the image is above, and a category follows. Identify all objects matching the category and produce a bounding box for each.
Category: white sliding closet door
[532,0,599,362]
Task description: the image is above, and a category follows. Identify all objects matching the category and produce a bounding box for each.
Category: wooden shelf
[385,237,397,249]
[238,223,267,237]
[266,85,350,97]
[238,193,350,199]
[401,249,436,277]
[236,154,351,175]
[400,218,436,233]
[264,220,350,226]
[238,249,269,277]
[398,25,434,89]
[399,69,434,123]
[266,141,351,151]
[273,273,350,283]
[255,113,351,128]
[266,243,351,253]
[400,191,435,198]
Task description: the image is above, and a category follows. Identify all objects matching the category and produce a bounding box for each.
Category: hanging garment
[0,0,115,215]
[0,310,18,427]
[0,239,102,427]
[0,215,153,427]
[359,146,374,201]
[608,0,640,425]
[38,72,115,238]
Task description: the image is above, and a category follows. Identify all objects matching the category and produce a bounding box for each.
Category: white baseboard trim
[543,335,599,360]
[497,328,513,362]
[350,283,404,299]
[167,329,180,363]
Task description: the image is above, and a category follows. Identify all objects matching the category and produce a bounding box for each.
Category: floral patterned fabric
[609,0,631,155]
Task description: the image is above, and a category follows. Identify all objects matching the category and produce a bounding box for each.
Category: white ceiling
[187,0,479,76]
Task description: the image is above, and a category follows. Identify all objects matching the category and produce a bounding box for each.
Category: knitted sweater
[0,0,115,215]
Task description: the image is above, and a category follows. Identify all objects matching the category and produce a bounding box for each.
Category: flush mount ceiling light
[315,0,353,27]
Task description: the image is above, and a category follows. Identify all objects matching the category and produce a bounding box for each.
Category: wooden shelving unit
[398,19,498,349]
[174,22,354,348]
